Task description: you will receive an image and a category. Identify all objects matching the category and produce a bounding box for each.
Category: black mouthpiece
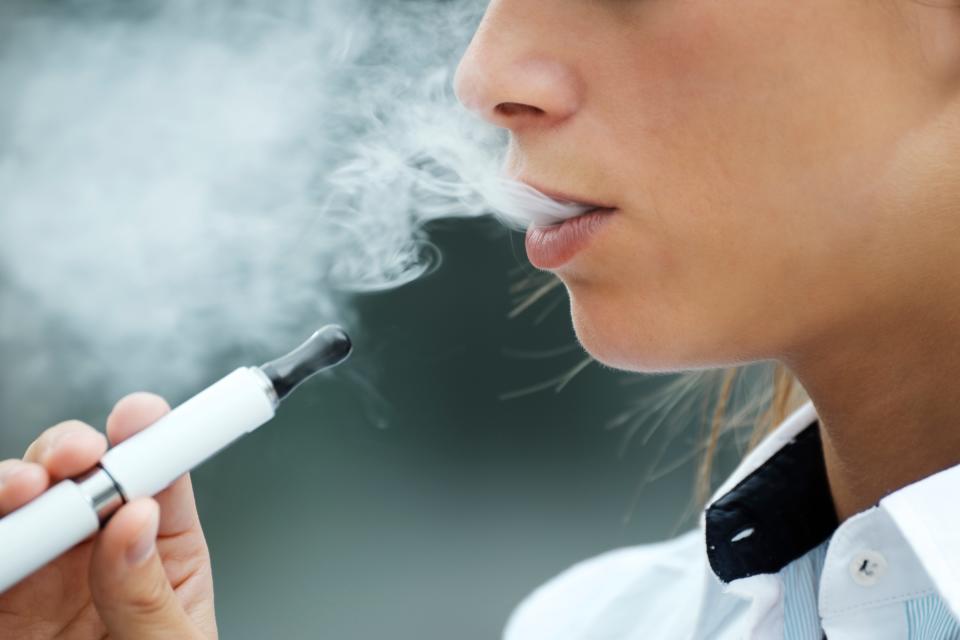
[260,325,353,400]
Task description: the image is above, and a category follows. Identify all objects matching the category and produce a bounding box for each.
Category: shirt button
[849,550,887,587]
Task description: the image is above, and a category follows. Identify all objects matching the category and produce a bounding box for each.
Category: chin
[568,290,719,374]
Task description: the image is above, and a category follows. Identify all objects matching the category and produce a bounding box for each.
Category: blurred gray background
[0,1,740,638]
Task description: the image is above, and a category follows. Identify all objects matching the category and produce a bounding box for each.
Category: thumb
[89,498,202,640]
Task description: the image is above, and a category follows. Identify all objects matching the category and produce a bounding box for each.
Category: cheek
[562,1,935,371]
[600,0,925,209]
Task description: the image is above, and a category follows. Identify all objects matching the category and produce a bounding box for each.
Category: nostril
[495,102,546,118]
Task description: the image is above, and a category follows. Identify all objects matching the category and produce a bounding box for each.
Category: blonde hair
[695,364,808,506]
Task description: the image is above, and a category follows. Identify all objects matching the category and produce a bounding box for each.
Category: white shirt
[504,401,960,639]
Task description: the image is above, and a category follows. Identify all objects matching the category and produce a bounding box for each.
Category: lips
[524,206,617,269]
[494,177,618,268]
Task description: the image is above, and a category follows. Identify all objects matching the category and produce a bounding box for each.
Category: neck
[784,308,960,522]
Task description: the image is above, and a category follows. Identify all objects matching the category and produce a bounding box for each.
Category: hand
[0,393,218,639]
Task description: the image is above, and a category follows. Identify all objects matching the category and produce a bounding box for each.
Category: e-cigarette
[0,325,352,594]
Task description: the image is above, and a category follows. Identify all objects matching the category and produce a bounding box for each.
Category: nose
[454,9,582,131]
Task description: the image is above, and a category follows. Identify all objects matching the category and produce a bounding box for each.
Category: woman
[2,1,959,637]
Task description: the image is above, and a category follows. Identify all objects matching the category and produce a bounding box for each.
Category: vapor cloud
[0,0,510,421]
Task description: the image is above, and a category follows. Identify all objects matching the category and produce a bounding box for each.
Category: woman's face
[455,1,960,372]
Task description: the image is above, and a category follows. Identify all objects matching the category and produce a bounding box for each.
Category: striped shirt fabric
[782,539,960,639]
[781,539,830,639]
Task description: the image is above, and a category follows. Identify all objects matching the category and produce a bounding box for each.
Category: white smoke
[0,0,588,433]
[0,1,438,406]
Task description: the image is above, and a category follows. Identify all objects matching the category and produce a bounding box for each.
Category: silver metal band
[250,366,280,409]
[76,467,125,524]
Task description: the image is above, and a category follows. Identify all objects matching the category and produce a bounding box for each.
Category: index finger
[23,420,108,480]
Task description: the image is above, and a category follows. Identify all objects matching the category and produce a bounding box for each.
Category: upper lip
[518,178,617,211]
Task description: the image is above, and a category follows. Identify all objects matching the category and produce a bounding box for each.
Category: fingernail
[125,504,159,567]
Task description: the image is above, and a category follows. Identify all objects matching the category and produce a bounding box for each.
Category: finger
[106,392,200,536]
[0,460,48,516]
[89,498,204,640]
[105,392,172,446]
[23,420,108,480]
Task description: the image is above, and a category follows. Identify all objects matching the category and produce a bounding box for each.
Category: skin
[455,0,960,519]
[5,1,960,634]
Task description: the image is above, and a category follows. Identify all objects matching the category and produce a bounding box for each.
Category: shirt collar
[705,422,839,582]
[881,462,960,620]
[701,400,960,620]
[703,404,836,582]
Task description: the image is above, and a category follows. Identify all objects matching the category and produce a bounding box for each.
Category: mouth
[485,176,618,269]
[515,180,618,270]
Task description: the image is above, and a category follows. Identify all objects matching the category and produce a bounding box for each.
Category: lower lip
[524,208,616,269]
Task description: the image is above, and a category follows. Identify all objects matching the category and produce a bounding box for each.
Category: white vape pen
[0,325,352,594]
